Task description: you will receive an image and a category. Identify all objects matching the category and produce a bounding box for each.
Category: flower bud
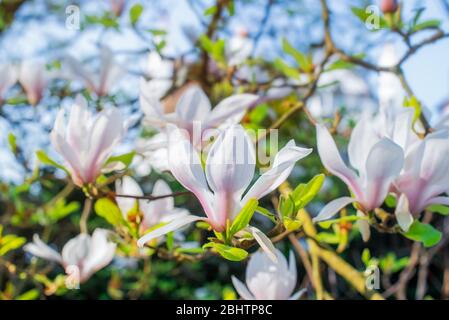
[381,0,398,14]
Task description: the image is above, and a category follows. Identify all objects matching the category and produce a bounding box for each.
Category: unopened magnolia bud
[381,0,398,14]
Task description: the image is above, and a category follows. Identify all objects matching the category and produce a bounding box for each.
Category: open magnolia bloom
[231,249,305,300]
[394,130,449,223]
[313,122,404,223]
[19,60,51,106]
[0,63,17,104]
[137,124,312,260]
[140,84,259,148]
[115,176,189,233]
[65,47,124,97]
[50,95,126,187]
[24,229,116,283]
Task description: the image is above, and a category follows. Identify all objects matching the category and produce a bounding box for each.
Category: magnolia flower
[110,0,125,16]
[232,250,305,300]
[141,52,175,100]
[140,85,259,146]
[24,229,116,283]
[138,124,311,260]
[226,28,253,66]
[313,121,404,222]
[115,176,188,232]
[394,130,449,221]
[381,0,398,13]
[19,60,51,105]
[0,63,17,104]
[50,95,126,187]
[65,47,123,97]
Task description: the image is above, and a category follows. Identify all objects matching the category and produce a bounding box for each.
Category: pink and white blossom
[50,95,126,187]
[24,229,116,283]
[115,176,189,232]
[19,60,51,106]
[313,120,404,222]
[232,249,305,300]
[0,63,17,104]
[138,124,311,259]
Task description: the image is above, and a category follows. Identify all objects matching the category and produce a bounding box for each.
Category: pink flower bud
[381,0,398,14]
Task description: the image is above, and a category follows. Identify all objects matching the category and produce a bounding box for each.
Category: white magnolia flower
[65,47,124,97]
[19,60,51,106]
[115,176,189,232]
[140,85,259,146]
[24,229,116,283]
[138,124,311,261]
[232,250,305,300]
[226,29,253,66]
[313,120,404,222]
[51,95,126,187]
[141,52,175,100]
[0,63,17,104]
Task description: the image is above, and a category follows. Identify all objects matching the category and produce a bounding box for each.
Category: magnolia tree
[0,0,449,300]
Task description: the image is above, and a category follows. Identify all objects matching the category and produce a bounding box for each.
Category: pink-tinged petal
[140,78,166,125]
[363,138,403,210]
[19,60,48,105]
[242,140,311,203]
[64,55,96,91]
[395,194,413,232]
[424,196,449,208]
[175,86,211,123]
[418,130,449,186]
[141,180,174,227]
[248,227,278,263]
[166,125,216,223]
[316,124,362,199]
[356,210,371,242]
[137,215,205,247]
[82,229,116,282]
[61,233,91,268]
[313,197,355,222]
[115,176,143,218]
[67,95,90,156]
[348,115,380,174]
[97,47,123,96]
[23,234,62,264]
[205,125,256,224]
[0,64,17,101]
[231,276,255,300]
[205,94,259,128]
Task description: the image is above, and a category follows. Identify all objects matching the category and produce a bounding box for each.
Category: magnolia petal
[395,194,413,232]
[82,229,116,281]
[61,233,91,268]
[242,140,312,203]
[115,176,143,218]
[206,125,256,204]
[289,288,307,300]
[248,227,278,263]
[205,94,259,128]
[313,197,355,223]
[175,86,211,122]
[347,115,379,173]
[23,234,62,264]
[231,276,255,300]
[356,210,371,242]
[363,138,404,210]
[425,196,449,207]
[316,124,362,198]
[137,215,205,247]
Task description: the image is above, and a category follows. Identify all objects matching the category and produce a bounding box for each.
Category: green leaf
[0,234,26,256]
[278,194,295,218]
[129,4,144,25]
[282,38,312,72]
[16,289,40,300]
[426,204,449,216]
[273,58,300,79]
[412,19,441,32]
[403,220,442,248]
[203,243,248,261]
[105,151,136,168]
[255,206,276,223]
[94,198,124,226]
[146,28,167,36]
[36,150,69,174]
[361,248,371,266]
[404,96,422,130]
[204,6,217,16]
[350,7,387,30]
[292,174,325,209]
[385,194,397,208]
[166,232,174,251]
[229,199,258,236]
[283,217,302,231]
[8,132,16,153]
